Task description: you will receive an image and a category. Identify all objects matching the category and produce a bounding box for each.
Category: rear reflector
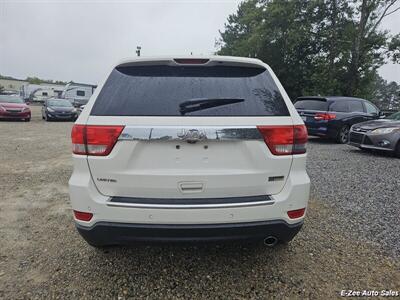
[257,125,308,155]
[71,125,124,156]
[314,113,336,120]
[174,58,209,64]
[287,208,306,219]
[73,210,93,222]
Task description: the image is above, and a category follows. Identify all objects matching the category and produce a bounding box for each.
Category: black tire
[45,114,50,122]
[24,118,30,122]
[395,141,400,158]
[336,125,350,144]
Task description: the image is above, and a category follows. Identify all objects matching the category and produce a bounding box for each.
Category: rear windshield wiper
[179,98,245,115]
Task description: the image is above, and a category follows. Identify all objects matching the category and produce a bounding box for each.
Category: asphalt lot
[1,105,399,299]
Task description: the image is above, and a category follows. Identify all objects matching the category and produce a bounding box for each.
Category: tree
[372,74,400,110]
[0,84,4,94]
[387,34,400,63]
[219,0,328,98]
[26,76,67,85]
[26,76,43,84]
[344,0,399,96]
[217,0,400,100]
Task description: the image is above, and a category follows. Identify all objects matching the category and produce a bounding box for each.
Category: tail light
[314,113,336,120]
[71,125,124,156]
[73,210,93,221]
[257,125,308,155]
[287,208,306,219]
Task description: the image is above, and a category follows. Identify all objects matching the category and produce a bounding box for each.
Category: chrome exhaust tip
[263,236,278,247]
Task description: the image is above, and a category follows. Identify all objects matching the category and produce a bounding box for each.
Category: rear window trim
[90,65,290,117]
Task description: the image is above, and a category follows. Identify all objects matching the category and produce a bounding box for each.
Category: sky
[0,0,399,85]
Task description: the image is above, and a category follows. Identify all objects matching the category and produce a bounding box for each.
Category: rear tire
[336,125,350,144]
[24,118,30,122]
[395,142,400,158]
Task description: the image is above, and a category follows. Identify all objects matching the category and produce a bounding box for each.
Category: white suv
[69,56,310,247]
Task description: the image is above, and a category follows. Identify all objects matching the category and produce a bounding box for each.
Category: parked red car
[0,95,31,121]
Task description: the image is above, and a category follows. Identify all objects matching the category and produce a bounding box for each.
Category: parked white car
[69,56,310,247]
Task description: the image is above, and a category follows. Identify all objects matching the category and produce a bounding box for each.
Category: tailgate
[86,118,294,198]
[83,60,296,199]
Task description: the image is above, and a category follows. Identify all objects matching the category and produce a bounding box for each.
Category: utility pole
[136,46,141,57]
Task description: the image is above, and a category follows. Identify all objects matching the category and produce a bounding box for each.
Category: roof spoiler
[295,96,328,103]
[116,57,266,69]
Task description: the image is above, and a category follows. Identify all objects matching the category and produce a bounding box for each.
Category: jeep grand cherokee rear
[68,56,310,247]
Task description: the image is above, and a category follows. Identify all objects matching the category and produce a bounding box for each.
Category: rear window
[329,101,349,112]
[90,65,289,116]
[294,99,328,111]
[348,100,364,112]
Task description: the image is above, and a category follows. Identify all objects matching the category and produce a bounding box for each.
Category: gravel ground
[307,138,400,258]
[0,105,399,299]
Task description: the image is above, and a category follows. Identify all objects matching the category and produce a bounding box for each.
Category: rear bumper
[69,152,310,247]
[306,126,328,136]
[305,123,337,138]
[76,220,303,246]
